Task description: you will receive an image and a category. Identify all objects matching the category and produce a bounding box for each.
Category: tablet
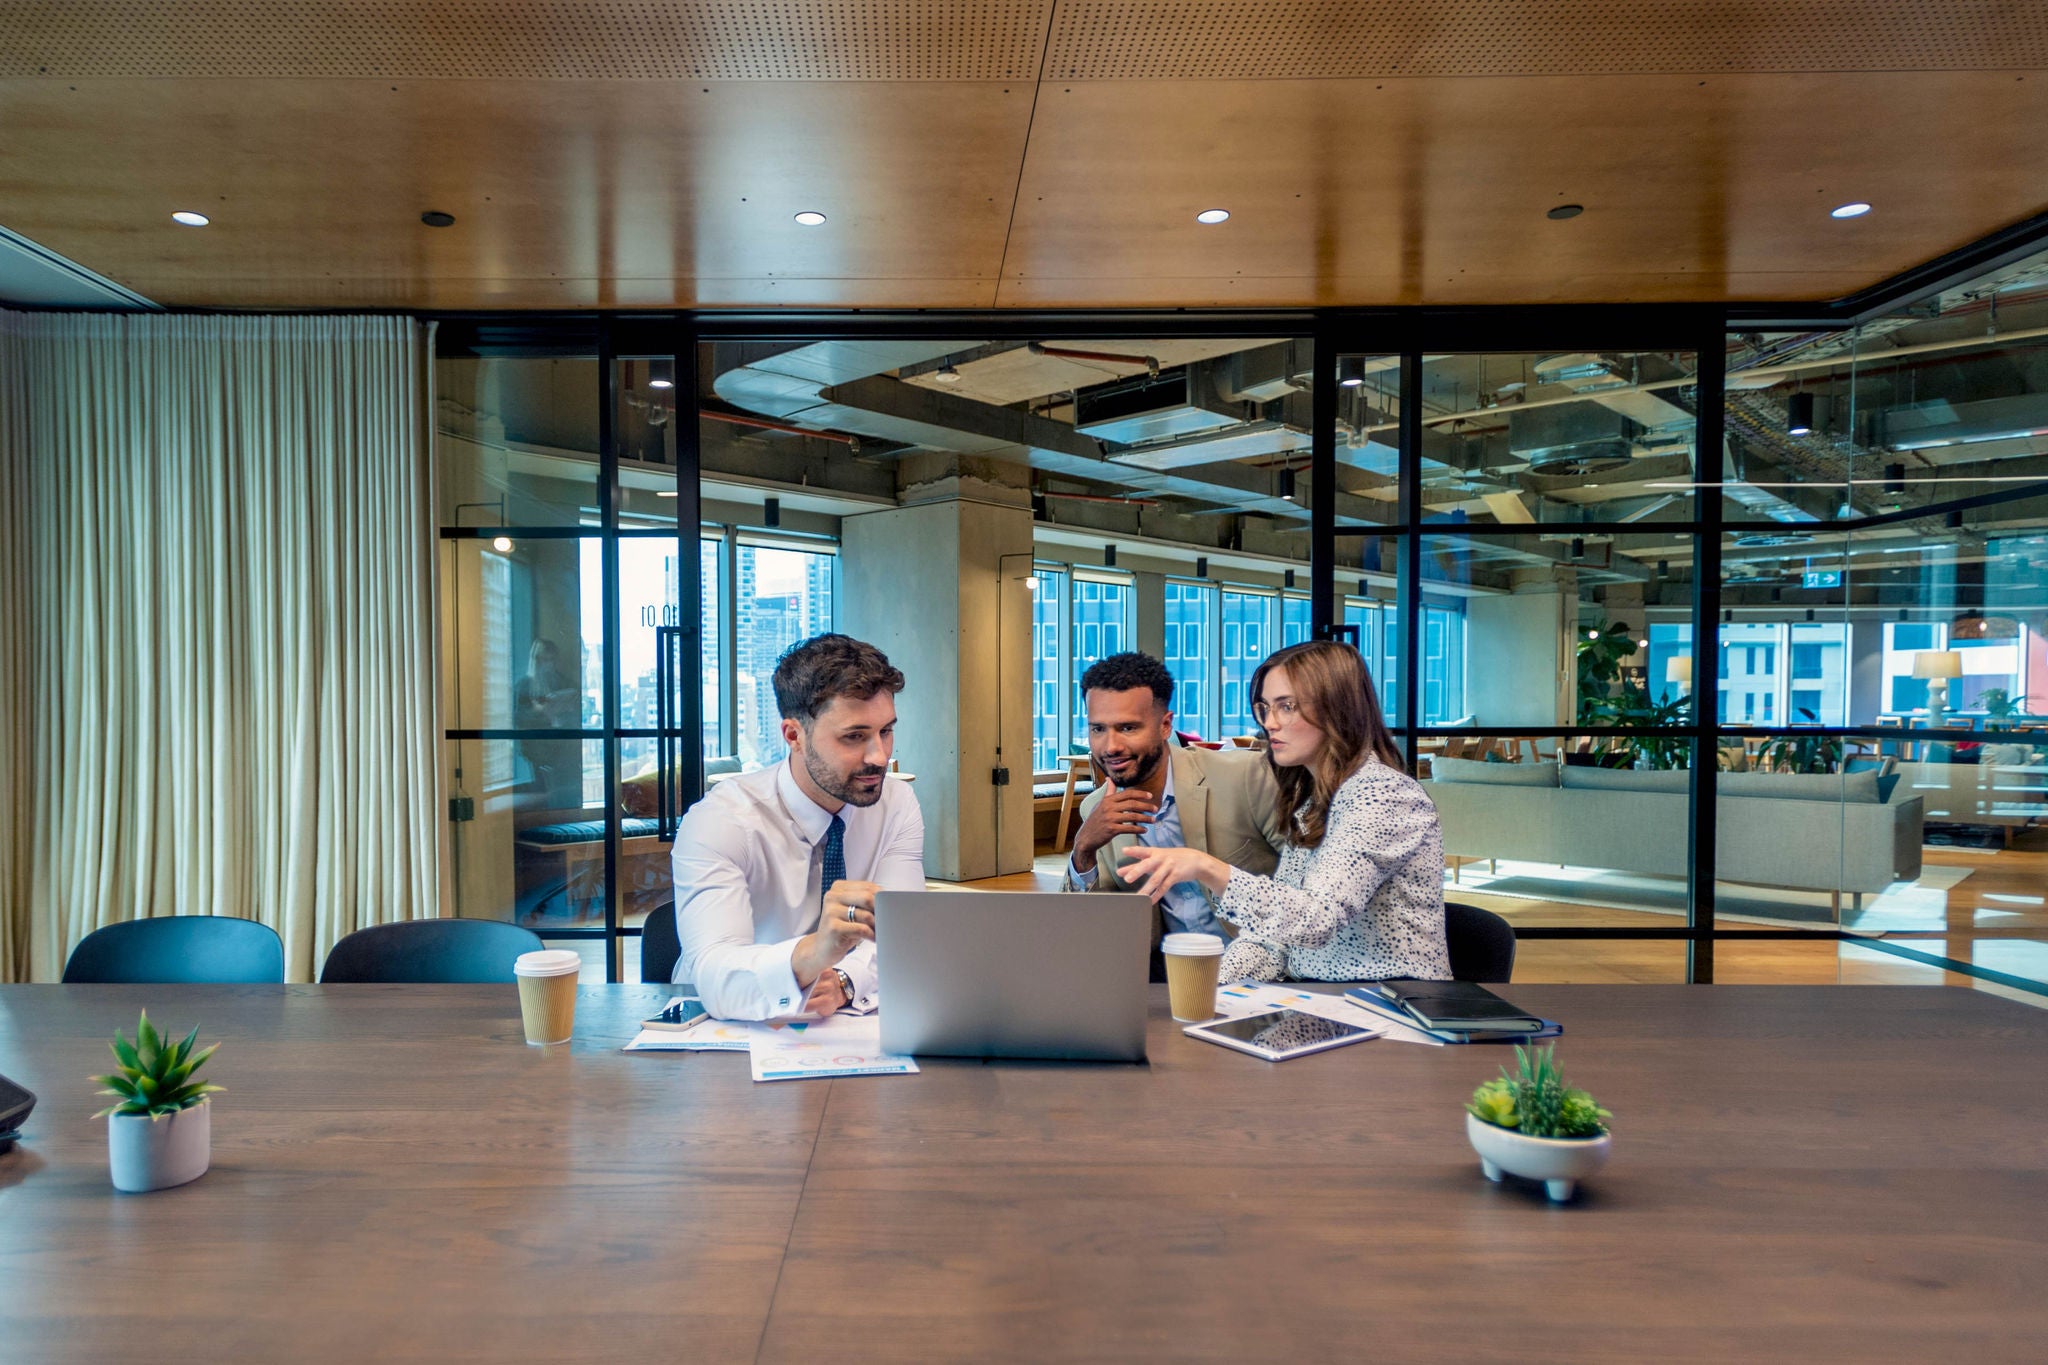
[1183,1008,1377,1061]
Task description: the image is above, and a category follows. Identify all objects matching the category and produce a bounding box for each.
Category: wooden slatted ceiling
[0,1,2044,310]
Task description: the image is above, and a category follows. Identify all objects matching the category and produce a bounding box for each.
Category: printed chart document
[748,1012,919,1082]
[623,1018,756,1052]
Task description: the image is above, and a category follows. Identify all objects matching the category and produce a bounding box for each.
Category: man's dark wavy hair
[1078,651,1173,708]
[772,634,905,723]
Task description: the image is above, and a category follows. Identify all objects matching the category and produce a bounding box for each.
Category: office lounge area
[7,2,2048,1359]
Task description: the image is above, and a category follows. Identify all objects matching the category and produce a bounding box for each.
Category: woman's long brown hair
[1250,640,1402,848]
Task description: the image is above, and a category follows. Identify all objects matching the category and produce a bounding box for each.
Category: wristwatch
[831,968,855,1006]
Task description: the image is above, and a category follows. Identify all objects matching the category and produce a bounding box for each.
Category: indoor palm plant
[93,1010,223,1192]
[1465,1043,1612,1202]
[1759,708,1843,773]
[1973,688,2039,730]
[1575,621,1692,769]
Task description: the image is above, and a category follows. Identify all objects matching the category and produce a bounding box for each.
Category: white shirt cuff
[759,952,807,1017]
[1070,857,1099,889]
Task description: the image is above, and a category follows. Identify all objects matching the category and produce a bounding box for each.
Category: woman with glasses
[1119,639,1450,983]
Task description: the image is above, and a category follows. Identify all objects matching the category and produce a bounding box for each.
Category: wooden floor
[966,828,2048,1006]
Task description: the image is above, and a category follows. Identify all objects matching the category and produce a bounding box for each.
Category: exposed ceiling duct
[1876,393,2048,453]
[1509,402,1636,475]
[707,340,1382,528]
[1074,369,1241,443]
[1107,420,1308,472]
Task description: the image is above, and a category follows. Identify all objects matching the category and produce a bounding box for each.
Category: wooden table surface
[3,983,2046,1363]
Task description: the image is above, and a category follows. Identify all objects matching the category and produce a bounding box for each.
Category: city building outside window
[1069,573,1133,749]
[1030,567,1069,770]
[1219,588,1272,738]
[735,542,835,770]
[1164,579,1217,740]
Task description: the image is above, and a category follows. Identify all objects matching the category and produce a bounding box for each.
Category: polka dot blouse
[1216,753,1451,983]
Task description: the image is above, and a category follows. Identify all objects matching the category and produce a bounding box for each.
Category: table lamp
[1664,657,1692,689]
[1912,650,1963,729]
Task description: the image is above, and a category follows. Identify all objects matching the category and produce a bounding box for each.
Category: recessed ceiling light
[934,363,962,384]
[490,536,514,553]
[420,210,456,228]
[171,211,209,227]
[655,490,680,499]
[1195,209,1230,224]
[1547,204,1584,220]
[648,378,674,390]
[1831,202,1872,219]
[793,211,827,226]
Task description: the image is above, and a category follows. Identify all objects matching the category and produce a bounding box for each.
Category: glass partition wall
[438,334,702,982]
[433,289,2048,992]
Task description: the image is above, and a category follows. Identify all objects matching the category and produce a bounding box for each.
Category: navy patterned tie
[820,814,847,911]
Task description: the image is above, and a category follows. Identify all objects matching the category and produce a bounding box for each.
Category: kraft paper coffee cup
[513,949,582,1046]
[1161,932,1225,1023]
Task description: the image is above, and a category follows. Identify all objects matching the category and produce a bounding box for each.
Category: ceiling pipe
[1041,491,1161,507]
[1028,342,1161,375]
[700,408,859,444]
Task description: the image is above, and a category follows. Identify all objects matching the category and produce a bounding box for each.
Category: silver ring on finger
[845,906,857,922]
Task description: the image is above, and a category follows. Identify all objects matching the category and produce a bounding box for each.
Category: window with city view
[1069,576,1133,748]
[1163,580,1216,737]
[736,543,835,770]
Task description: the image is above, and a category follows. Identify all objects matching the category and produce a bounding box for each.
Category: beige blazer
[1062,742,1290,954]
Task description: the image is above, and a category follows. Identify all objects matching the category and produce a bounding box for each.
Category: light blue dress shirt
[1074,769,1225,938]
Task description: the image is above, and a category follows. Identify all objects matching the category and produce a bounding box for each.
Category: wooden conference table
[4,983,2047,1362]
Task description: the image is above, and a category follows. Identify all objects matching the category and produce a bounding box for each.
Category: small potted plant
[1465,1042,1611,1203]
[92,1010,223,1193]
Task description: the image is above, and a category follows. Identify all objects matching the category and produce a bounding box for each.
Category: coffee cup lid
[1160,932,1225,956]
[513,949,583,977]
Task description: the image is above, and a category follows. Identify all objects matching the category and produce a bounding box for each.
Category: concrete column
[1133,571,1166,660]
[840,485,1035,882]
[1466,568,1576,728]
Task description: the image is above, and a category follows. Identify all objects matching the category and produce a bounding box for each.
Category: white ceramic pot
[1466,1111,1610,1203]
[108,1100,211,1193]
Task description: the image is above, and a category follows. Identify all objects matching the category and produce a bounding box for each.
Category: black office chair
[63,916,285,984]
[1443,901,1516,983]
[319,920,546,984]
[641,900,681,985]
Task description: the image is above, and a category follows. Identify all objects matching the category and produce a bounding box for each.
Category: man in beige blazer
[1061,653,1289,979]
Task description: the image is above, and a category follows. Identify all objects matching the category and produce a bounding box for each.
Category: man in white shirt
[671,634,925,1019]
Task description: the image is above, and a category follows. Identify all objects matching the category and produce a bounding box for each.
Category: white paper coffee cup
[513,949,581,1045]
[513,949,583,978]
[1161,933,1225,1022]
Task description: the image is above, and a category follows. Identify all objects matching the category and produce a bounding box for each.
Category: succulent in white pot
[93,1010,223,1193]
[1465,1042,1611,1203]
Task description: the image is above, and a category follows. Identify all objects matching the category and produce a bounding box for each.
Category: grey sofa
[1422,758,1924,904]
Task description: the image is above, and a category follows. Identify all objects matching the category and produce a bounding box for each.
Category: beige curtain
[0,311,441,982]
[0,316,30,983]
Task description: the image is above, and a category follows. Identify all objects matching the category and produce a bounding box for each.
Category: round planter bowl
[108,1100,211,1193]
[1466,1111,1610,1203]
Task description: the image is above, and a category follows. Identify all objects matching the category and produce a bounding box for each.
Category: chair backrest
[1442,901,1516,983]
[63,916,285,984]
[641,900,681,985]
[319,920,546,984]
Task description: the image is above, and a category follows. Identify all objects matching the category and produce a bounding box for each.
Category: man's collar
[775,757,837,844]
[1159,763,1176,808]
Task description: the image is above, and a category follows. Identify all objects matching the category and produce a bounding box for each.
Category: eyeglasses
[1251,697,1300,726]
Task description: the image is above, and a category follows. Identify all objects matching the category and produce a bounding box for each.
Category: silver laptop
[875,890,1152,1062]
